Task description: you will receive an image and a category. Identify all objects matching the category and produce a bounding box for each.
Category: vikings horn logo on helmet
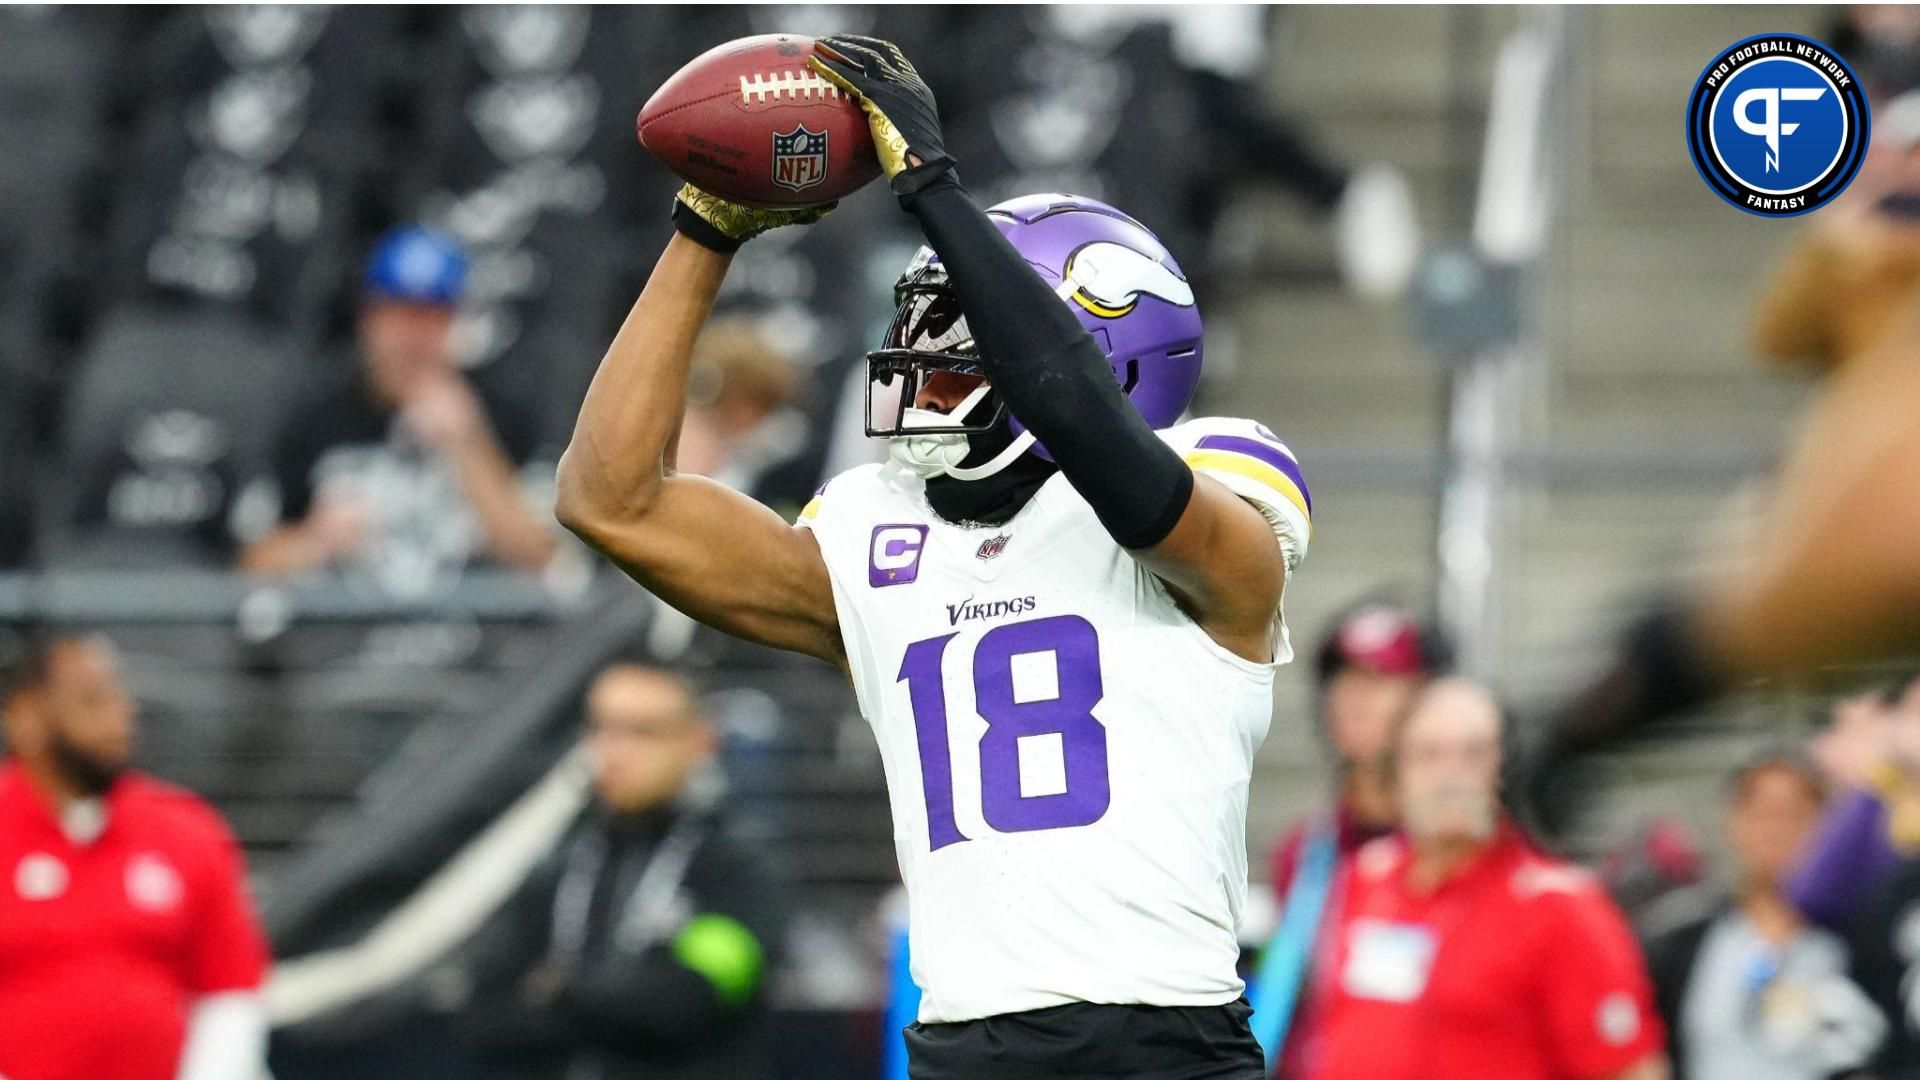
[1057,241,1197,319]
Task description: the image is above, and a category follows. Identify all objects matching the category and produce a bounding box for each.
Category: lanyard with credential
[548,814,708,967]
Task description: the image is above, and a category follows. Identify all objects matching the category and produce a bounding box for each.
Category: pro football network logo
[771,124,828,194]
[1686,33,1868,217]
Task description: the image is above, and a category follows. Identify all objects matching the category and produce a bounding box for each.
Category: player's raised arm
[811,37,1292,661]
[555,187,844,666]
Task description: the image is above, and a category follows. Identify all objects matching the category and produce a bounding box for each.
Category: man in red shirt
[1316,677,1667,1080]
[0,633,271,1080]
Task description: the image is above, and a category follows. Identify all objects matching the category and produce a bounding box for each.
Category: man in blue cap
[239,226,557,581]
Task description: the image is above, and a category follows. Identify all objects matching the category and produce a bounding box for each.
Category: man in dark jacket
[1644,751,1879,1080]
[446,662,786,1080]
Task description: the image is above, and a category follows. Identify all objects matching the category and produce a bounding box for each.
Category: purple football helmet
[867,193,1203,477]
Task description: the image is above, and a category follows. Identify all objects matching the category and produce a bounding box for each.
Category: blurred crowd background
[10,4,1920,1079]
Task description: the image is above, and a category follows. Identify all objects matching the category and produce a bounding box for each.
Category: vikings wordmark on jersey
[798,416,1309,1023]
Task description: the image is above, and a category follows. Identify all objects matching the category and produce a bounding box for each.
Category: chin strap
[883,382,1038,482]
[884,428,1037,483]
[941,429,1037,480]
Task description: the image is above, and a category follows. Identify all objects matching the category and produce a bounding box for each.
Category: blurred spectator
[437,662,786,1080]
[239,225,559,586]
[1784,674,1920,1075]
[0,632,271,1080]
[1316,678,1667,1080]
[673,317,809,506]
[1645,751,1882,1080]
[1522,146,1920,837]
[1256,602,1443,1075]
[1598,819,1710,937]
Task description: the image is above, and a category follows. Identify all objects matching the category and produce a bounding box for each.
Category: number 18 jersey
[796,417,1312,1023]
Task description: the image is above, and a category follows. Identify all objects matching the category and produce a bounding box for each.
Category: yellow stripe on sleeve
[1183,449,1313,531]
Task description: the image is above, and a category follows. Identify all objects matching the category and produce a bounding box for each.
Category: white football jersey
[797,416,1311,1024]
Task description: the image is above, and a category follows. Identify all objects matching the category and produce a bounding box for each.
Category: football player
[1523,160,1920,839]
[556,35,1309,1079]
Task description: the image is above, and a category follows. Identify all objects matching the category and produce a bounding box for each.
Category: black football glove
[808,35,958,201]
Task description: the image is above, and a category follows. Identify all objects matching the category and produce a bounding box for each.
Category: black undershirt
[922,410,1057,526]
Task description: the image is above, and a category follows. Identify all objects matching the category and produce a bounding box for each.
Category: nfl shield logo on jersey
[975,534,1010,561]
[771,125,828,194]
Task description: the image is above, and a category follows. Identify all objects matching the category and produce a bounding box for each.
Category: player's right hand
[671,183,833,254]
[809,36,956,197]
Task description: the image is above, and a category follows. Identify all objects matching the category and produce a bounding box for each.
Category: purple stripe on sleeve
[1195,434,1311,512]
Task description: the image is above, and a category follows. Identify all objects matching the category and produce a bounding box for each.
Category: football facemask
[865,282,1007,439]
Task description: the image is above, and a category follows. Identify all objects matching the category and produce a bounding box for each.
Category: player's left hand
[809,36,955,196]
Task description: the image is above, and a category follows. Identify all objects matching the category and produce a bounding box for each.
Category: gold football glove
[672,183,833,253]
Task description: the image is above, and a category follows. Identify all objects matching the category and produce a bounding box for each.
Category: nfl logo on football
[772,124,828,194]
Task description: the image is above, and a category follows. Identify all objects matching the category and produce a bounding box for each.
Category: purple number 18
[897,614,1110,851]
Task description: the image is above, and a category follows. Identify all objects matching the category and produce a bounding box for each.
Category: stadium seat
[942,15,1204,259]
[97,94,370,340]
[87,7,430,342]
[53,305,298,567]
[127,6,414,128]
[0,7,126,126]
[0,364,34,568]
[0,10,114,396]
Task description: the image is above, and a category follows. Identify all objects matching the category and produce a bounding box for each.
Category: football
[637,34,882,209]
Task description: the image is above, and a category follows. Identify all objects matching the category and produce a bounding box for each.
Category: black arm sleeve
[901,172,1194,550]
